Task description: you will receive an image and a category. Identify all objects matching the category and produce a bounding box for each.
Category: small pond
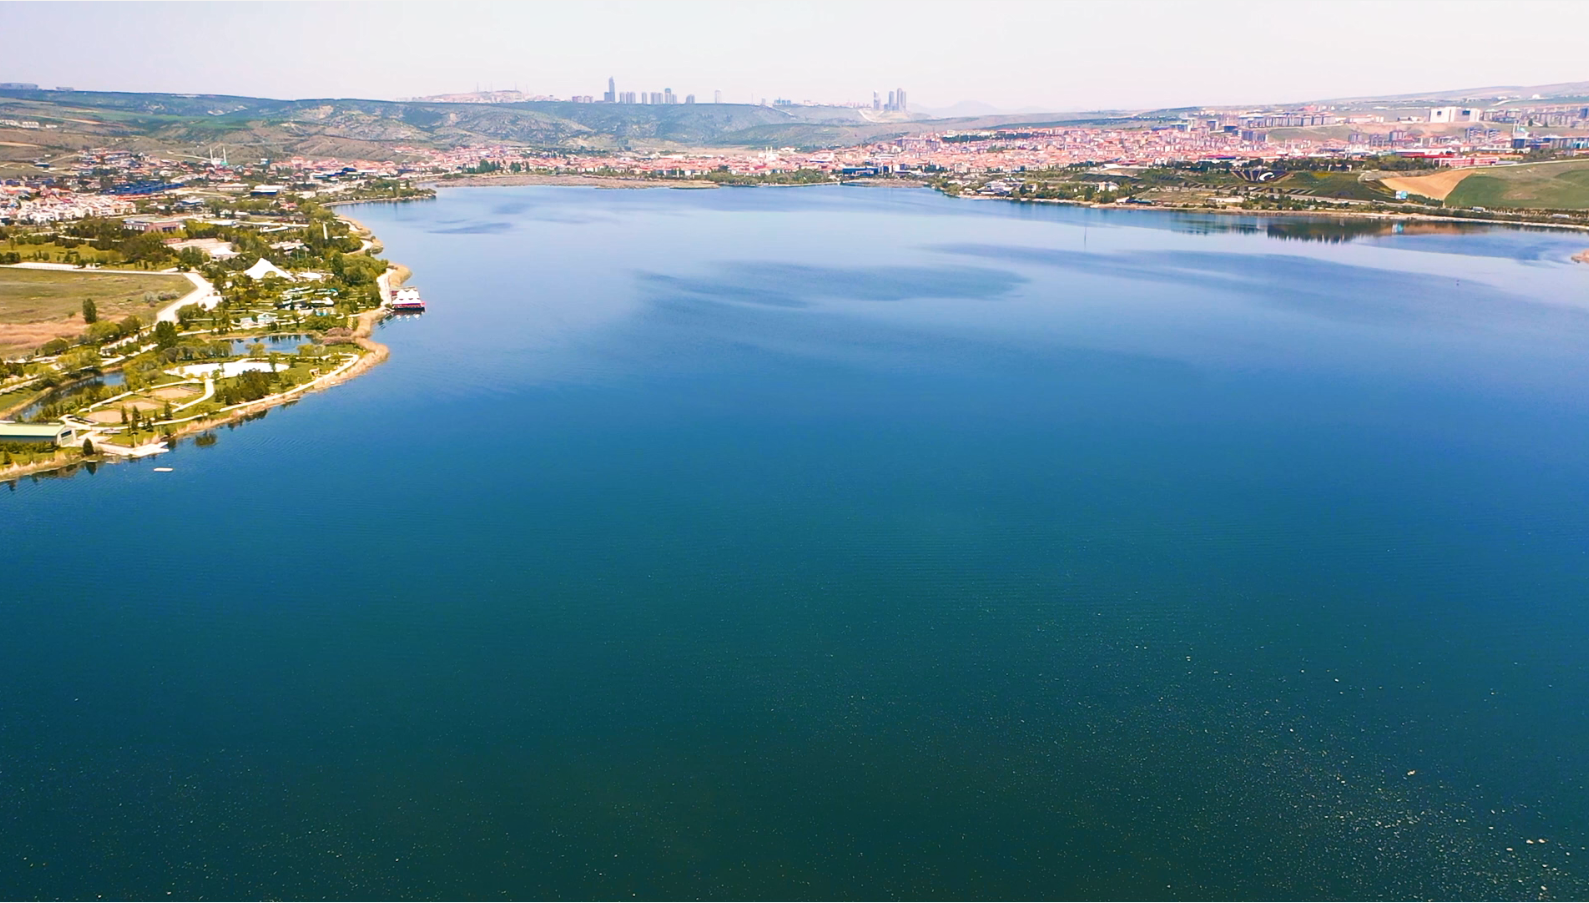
[17,370,128,421]
[228,334,313,355]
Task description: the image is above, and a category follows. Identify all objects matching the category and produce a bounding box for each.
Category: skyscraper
[664,88,675,104]
[888,90,896,111]
[604,77,615,103]
[714,90,722,104]
[897,88,907,113]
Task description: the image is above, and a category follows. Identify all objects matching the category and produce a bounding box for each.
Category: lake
[5,185,1589,899]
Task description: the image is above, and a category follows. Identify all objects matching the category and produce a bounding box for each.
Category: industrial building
[0,421,77,447]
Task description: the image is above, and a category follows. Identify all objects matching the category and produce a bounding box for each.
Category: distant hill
[0,88,981,161]
[1303,80,1589,108]
[9,78,1580,165]
[0,87,1135,163]
[915,100,1060,118]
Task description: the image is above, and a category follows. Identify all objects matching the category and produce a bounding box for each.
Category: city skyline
[4,1,1589,113]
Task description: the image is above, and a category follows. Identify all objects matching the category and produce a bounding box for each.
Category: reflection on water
[228,333,312,355]
[1170,215,1512,243]
[5,186,1589,900]
[16,369,127,420]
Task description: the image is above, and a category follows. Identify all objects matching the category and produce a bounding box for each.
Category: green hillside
[0,87,1138,159]
[1445,159,1589,210]
[1276,171,1393,201]
[0,88,939,157]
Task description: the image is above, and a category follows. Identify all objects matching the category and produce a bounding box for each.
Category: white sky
[3,0,1587,111]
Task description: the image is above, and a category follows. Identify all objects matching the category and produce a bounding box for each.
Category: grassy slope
[1445,159,1589,209]
[1278,171,1393,201]
[0,268,189,357]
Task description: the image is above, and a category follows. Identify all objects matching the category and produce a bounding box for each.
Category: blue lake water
[5,185,1589,899]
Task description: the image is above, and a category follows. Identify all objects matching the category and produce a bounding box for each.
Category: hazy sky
[3,1,1588,111]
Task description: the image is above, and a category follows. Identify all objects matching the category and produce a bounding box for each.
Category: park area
[1382,159,1589,209]
[1446,158,1589,209]
[0,267,191,357]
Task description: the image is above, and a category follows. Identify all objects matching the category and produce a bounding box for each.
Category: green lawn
[1445,159,1589,210]
[0,383,43,417]
[2,240,123,266]
[1278,171,1393,202]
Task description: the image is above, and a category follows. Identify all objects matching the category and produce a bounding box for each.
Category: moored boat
[389,287,426,311]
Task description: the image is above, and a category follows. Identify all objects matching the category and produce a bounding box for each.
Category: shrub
[86,320,125,344]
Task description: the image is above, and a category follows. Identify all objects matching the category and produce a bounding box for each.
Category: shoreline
[428,173,720,190]
[8,183,1582,485]
[432,170,1589,234]
[950,189,1589,234]
[2,213,411,485]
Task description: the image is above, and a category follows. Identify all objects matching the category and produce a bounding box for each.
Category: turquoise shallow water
[5,186,1589,899]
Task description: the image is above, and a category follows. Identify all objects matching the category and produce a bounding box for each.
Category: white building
[243,258,293,281]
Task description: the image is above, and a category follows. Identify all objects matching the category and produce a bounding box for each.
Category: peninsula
[0,176,431,482]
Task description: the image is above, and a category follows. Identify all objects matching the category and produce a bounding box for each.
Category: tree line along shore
[432,159,1589,231]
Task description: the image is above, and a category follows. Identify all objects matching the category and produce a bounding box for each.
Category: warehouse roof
[0,421,73,439]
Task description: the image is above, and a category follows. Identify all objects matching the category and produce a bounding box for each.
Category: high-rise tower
[604,77,615,103]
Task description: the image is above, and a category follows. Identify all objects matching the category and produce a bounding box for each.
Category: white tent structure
[243,258,293,281]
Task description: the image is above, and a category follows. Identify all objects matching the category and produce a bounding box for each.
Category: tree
[153,320,179,350]
[86,320,124,344]
[82,438,95,456]
[82,297,98,324]
[176,247,205,270]
[61,347,99,372]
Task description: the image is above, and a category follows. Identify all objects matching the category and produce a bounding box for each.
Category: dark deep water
[5,186,1589,900]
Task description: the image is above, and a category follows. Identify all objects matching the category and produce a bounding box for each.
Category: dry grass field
[1380,159,1589,209]
[1377,169,1476,201]
[0,267,190,357]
